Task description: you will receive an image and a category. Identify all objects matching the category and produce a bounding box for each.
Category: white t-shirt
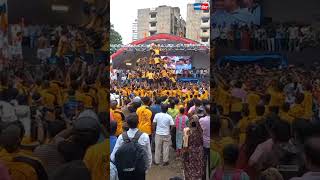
[153,112,174,136]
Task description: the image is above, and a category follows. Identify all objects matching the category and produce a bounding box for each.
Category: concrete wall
[8,0,87,25]
[137,9,150,39]
[186,4,201,42]
[137,6,186,40]
[157,7,172,34]
[262,0,320,24]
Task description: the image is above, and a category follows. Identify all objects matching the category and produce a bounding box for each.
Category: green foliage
[110,24,123,54]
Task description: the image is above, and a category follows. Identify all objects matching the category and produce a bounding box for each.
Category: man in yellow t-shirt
[302,86,313,120]
[220,86,231,115]
[269,84,285,108]
[84,139,108,180]
[136,97,153,136]
[110,100,124,136]
[289,93,305,119]
[247,91,260,119]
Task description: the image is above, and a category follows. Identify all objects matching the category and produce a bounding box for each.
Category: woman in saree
[183,115,204,180]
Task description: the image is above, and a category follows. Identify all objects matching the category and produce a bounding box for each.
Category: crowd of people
[0,9,108,179]
[110,45,211,180]
[1,1,107,65]
[210,62,320,179]
[212,23,319,52]
[7,23,108,65]
[0,55,109,180]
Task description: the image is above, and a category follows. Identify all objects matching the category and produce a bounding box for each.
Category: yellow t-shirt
[82,93,95,109]
[84,139,108,180]
[154,49,160,55]
[247,92,260,119]
[289,104,305,119]
[269,91,285,107]
[211,137,236,163]
[136,106,152,135]
[111,109,124,136]
[75,90,85,103]
[237,117,251,145]
[154,57,160,64]
[133,90,139,96]
[0,149,40,180]
[302,91,313,120]
[280,111,295,124]
[161,70,168,77]
[49,81,63,106]
[147,73,154,80]
[40,90,56,109]
[251,116,263,124]
[220,89,231,115]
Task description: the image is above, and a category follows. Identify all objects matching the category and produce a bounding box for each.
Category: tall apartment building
[132,19,138,41]
[186,1,210,46]
[137,5,186,39]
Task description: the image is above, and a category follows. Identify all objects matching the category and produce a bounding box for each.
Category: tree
[110,24,123,55]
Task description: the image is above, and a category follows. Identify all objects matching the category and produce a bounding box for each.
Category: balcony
[200,21,210,29]
[149,26,157,32]
[149,17,157,22]
[201,12,210,19]
[201,41,210,47]
[200,31,210,38]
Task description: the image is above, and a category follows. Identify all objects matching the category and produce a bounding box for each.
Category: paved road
[146,148,184,180]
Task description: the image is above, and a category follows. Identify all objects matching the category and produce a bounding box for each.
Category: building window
[202,19,209,23]
[203,29,208,33]
[201,38,209,42]
[203,10,209,13]
[150,31,156,36]
[150,22,156,27]
[150,14,156,18]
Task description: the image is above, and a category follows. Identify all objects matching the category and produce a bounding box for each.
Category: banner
[0,0,8,59]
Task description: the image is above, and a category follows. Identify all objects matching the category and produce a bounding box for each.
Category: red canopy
[110,33,200,59]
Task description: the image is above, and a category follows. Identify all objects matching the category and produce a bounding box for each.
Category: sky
[111,0,195,45]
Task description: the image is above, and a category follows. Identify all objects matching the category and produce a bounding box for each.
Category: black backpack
[114,131,148,174]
